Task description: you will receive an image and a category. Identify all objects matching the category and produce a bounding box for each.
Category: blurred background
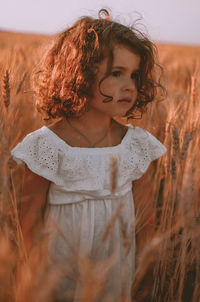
[0,0,200,45]
[0,1,200,302]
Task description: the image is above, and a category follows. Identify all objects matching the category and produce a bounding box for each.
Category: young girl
[11,9,166,302]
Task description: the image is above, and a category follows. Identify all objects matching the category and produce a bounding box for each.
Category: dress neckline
[43,124,133,152]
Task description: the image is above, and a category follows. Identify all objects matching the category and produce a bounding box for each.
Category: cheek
[98,78,117,96]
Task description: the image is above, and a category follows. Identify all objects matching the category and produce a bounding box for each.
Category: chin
[119,109,130,117]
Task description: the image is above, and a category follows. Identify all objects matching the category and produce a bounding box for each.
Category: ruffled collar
[43,124,133,153]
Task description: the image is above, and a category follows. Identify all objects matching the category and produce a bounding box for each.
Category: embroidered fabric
[11,125,166,202]
[10,124,166,301]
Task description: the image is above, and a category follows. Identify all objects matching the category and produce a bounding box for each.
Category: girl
[11,9,166,302]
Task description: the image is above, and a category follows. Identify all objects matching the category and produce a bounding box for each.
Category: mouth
[117,98,131,103]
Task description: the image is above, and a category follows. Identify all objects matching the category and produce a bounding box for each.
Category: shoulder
[17,126,50,143]
[112,120,129,143]
[119,125,166,181]
[11,125,60,180]
[11,124,60,155]
[127,125,167,160]
[48,118,67,133]
[11,126,49,157]
[47,118,77,146]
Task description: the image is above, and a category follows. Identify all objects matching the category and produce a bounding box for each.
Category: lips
[117,98,131,103]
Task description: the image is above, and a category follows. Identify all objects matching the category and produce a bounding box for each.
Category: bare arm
[20,164,50,255]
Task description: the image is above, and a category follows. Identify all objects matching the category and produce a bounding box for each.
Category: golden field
[0,30,200,301]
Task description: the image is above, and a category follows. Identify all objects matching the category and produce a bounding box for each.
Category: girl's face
[89,44,140,118]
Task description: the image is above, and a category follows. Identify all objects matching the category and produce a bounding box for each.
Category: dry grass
[0,30,200,301]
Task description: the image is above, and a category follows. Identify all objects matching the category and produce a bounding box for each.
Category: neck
[67,109,112,133]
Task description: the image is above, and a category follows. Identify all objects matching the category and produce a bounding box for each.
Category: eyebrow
[112,66,140,72]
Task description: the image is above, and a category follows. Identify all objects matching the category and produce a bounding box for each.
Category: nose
[122,77,137,92]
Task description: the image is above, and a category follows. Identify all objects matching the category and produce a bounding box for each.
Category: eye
[111,71,121,77]
[131,72,139,80]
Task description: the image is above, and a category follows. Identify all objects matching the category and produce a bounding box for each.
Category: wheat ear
[2,70,10,108]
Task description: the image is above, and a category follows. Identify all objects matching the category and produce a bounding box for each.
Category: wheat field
[0,30,200,302]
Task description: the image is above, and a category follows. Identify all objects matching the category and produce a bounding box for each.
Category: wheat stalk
[2,70,10,108]
[16,71,28,95]
[110,156,117,194]
[172,125,180,155]
[180,132,193,160]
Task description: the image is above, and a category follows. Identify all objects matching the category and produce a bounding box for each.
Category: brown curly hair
[32,9,166,120]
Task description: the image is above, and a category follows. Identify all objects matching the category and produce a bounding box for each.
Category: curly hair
[32,9,166,120]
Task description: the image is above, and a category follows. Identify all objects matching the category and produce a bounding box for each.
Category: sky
[0,0,200,45]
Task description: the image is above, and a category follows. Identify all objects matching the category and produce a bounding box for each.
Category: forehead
[97,45,140,74]
[112,45,140,66]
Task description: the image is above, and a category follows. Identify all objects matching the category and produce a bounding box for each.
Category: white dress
[11,124,166,302]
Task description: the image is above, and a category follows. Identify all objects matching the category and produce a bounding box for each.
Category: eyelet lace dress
[11,124,166,301]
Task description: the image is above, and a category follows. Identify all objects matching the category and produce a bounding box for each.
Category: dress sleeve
[146,130,167,161]
[124,127,167,181]
[11,128,60,183]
